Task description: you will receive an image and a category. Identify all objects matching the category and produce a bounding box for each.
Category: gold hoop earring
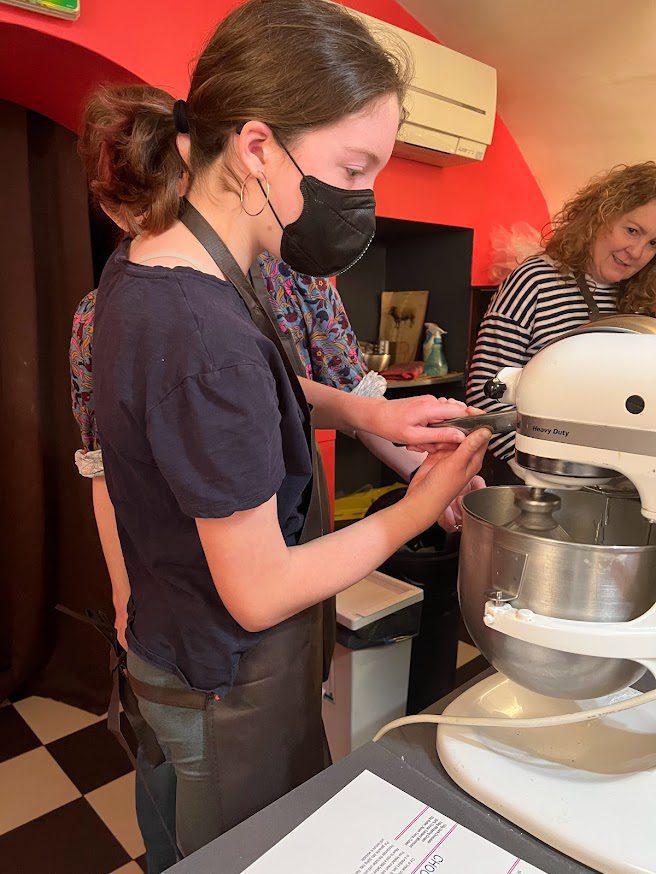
[240,173,270,217]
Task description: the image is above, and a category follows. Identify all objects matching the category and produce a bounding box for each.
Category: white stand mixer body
[439,325,656,871]
[500,332,656,520]
[437,674,656,874]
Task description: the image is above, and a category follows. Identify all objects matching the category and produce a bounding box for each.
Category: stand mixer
[439,316,656,873]
[374,316,656,874]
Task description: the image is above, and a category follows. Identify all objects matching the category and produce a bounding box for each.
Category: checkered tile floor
[0,642,484,874]
[0,696,146,874]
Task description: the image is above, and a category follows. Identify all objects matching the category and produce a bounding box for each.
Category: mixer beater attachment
[504,487,572,541]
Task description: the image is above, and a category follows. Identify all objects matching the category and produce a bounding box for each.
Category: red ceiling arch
[0,1,549,283]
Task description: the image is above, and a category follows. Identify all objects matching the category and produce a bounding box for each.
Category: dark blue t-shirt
[94,240,312,694]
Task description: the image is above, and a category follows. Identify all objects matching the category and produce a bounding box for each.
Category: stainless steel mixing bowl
[362,351,391,372]
[459,486,656,699]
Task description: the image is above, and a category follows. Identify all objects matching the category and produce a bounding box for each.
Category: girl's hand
[115,610,128,651]
[403,429,491,532]
[362,396,481,452]
[437,475,486,532]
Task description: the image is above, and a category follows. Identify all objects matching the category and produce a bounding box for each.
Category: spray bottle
[423,322,449,377]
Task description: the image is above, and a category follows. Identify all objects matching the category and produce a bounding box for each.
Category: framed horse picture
[379,290,429,365]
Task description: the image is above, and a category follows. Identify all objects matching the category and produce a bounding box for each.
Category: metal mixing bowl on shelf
[458,486,656,699]
[361,340,391,373]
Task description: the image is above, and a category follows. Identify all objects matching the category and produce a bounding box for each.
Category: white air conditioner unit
[355,11,497,167]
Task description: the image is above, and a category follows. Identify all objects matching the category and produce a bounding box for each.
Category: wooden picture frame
[379,290,429,365]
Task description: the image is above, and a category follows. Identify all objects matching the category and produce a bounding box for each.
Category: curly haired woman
[468,161,656,473]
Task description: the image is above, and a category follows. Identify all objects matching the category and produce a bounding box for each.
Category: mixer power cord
[372,685,656,742]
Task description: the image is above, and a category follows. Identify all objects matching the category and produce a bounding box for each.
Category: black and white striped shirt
[467,256,617,460]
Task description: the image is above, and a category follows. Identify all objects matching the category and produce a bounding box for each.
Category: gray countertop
[169,668,613,873]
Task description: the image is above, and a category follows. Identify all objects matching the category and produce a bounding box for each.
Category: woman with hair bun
[79,0,489,858]
[468,161,656,477]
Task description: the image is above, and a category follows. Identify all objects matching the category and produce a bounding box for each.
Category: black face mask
[267,146,376,278]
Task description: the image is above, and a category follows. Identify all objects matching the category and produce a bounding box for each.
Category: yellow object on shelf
[1,0,80,19]
[334,483,406,523]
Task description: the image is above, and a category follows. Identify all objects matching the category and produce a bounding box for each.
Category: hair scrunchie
[173,99,190,134]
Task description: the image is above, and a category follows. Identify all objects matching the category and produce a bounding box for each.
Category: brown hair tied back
[79,84,187,236]
[543,162,656,313]
[79,0,412,236]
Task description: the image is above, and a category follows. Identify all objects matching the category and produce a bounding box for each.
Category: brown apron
[109,200,335,836]
[574,273,602,321]
[248,251,336,678]
[483,274,600,485]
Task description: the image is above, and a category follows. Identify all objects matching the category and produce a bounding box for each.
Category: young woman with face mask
[79,0,490,857]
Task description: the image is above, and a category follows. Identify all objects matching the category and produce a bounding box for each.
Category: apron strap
[178,200,310,418]
[56,604,180,858]
[55,605,167,766]
[56,604,117,647]
[125,670,210,710]
[109,655,180,859]
[575,274,601,320]
[178,198,327,539]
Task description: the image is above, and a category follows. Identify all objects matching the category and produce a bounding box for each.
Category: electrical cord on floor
[372,685,656,742]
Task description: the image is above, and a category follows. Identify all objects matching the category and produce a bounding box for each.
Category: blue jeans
[134,729,179,871]
[127,650,226,858]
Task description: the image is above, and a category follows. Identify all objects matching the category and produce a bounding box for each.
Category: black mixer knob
[484,378,507,400]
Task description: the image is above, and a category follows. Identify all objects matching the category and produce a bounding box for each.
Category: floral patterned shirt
[70,253,365,452]
[258,254,364,387]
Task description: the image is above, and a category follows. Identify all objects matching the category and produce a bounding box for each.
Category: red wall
[376,120,548,283]
[0,0,548,284]
[342,0,549,283]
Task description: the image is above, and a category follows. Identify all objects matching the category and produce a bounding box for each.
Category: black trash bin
[366,488,462,714]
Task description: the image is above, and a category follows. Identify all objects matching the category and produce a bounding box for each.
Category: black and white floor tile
[0,695,146,874]
[0,640,484,873]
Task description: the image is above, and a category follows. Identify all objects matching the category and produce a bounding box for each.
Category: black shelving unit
[335,216,474,496]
